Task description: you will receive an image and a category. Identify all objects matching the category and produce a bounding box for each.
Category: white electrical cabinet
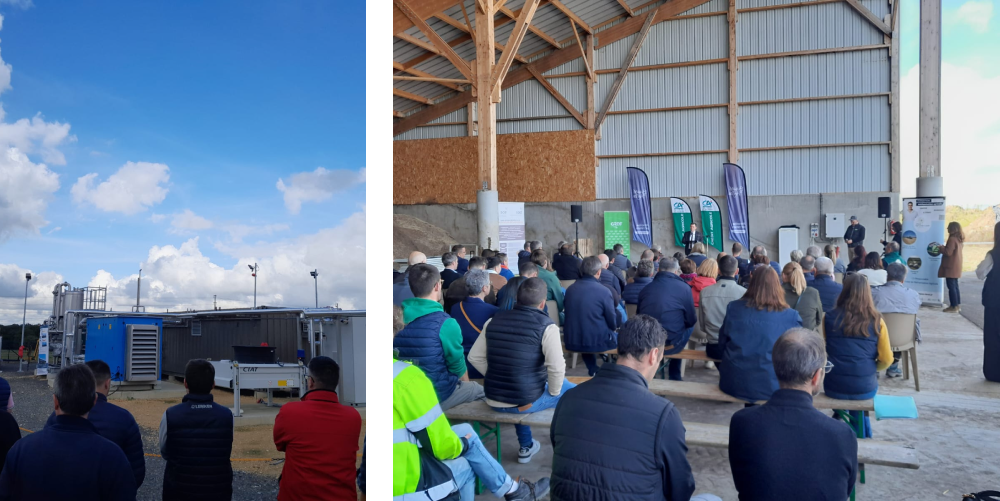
[826,213,845,238]
[778,226,800,267]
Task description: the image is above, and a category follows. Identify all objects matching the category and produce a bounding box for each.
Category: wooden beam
[491,0,541,96]
[526,65,586,127]
[395,33,441,55]
[843,0,892,36]
[394,75,472,84]
[467,102,476,136]
[499,5,561,47]
[548,0,593,33]
[597,0,716,48]
[571,19,595,80]
[890,0,899,32]
[459,1,476,44]
[393,88,435,105]
[737,43,889,60]
[394,0,456,35]
[476,0,497,190]
[586,34,595,129]
[727,0,738,163]
[395,0,477,83]
[594,10,656,131]
[432,11,529,64]
[393,61,465,91]
[394,110,404,118]
[615,0,635,16]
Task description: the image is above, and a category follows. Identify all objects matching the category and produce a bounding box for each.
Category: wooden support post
[476,0,497,190]
[491,0,541,97]
[727,0,739,162]
[843,0,892,36]
[467,102,476,136]
[395,0,476,84]
[889,0,900,192]
[594,10,656,132]
[586,34,596,130]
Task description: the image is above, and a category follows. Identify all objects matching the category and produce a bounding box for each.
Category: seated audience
[450,269,498,379]
[638,257,697,381]
[824,274,894,402]
[551,315,721,501]
[612,243,632,273]
[806,245,822,259]
[395,264,484,411]
[453,244,470,274]
[597,254,624,301]
[857,252,887,286]
[687,243,708,267]
[532,250,565,314]
[640,249,654,262]
[871,263,921,378]
[486,257,509,291]
[847,245,867,273]
[482,248,496,260]
[679,259,697,285]
[732,242,750,279]
[553,244,582,280]
[469,278,573,465]
[622,260,655,304]
[812,257,844,313]
[700,256,746,362]
[799,255,816,284]
[517,241,533,270]
[882,242,904,269]
[790,249,803,263]
[751,246,781,276]
[729,328,858,500]
[497,253,515,280]
[718,266,803,403]
[781,262,823,331]
[496,262,539,310]
[444,257,496,312]
[564,257,621,376]
[440,252,462,289]
[690,259,718,308]
[392,251,426,306]
[825,243,847,274]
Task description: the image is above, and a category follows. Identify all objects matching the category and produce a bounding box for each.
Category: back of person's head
[597,253,610,268]
[486,256,502,269]
[481,248,495,259]
[408,263,441,298]
[85,360,112,387]
[751,245,765,257]
[806,246,822,259]
[815,256,834,275]
[718,255,738,277]
[559,244,573,255]
[886,242,899,253]
[603,250,615,261]
[185,359,216,395]
[851,245,867,264]
[836,274,882,338]
[464,269,491,297]
[55,364,97,417]
[497,252,508,264]
[497,277,525,310]
[752,253,770,266]
[773,328,826,389]
[692,242,706,254]
[613,244,624,254]
[524,241,531,251]
[441,252,457,268]
[886,262,907,283]
[892,221,903,233]
[408,251,427,266]
[529,240,543,252]
[640,249,653,261]
[392,305,405,336]
[530,249,549,268]
[581,256,602,277]
[672,252,684,262]
[617,314,668,360]
[790,249,803,263]
[824,244,838,261]
[799,255,815,273]
[948,221,965,242]
[519,261,538,277]
[743,266,789,311]
[659,256,680,274]
[679,259,696,275]
[451,244,465,254]
[697,259,718,279]
[308,356,340,390]
[636,260,654,278]
[732,242,743,255]
[782,261,807,296]
[468,256,487,270]
[864,252,883,270]
[516,277,548,307]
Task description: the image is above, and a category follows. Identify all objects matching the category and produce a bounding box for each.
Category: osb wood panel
[394,129,596,205]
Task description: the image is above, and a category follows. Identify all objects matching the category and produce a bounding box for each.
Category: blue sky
[0,2,365,321]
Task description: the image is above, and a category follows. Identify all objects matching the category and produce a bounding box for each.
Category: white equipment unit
[126,324,160,382]
[778,226,800,268]
[825,213,845,239]
[210,360,307,417]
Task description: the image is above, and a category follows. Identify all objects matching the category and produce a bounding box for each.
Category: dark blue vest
[0,378,10,408]
[824,309,880,397]
[162,393,234,500]
[393,311,458,402]
[484,305,551,406]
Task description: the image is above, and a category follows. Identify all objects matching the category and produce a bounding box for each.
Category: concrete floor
[473,305,1000,500]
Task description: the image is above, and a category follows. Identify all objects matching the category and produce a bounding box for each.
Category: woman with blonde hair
[940,221,965,313]
[824,244,847,274]
[690,259,718,308]
[781,262,823,330]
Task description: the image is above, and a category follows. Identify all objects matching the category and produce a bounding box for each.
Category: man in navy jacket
[453,244,470,274]
[812,257,844,312]
[637,257,697,380]
[553,245,582,280]
[0,364,137,501]
[563,257,621,376]
[44,360,145,488]
[611,244,632,273]
[729,328,858,500]
[622,260,655,304]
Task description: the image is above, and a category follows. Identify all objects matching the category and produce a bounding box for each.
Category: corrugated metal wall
[161,313,302,376]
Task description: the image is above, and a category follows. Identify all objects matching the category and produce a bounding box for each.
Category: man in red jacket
[274,356,362,500]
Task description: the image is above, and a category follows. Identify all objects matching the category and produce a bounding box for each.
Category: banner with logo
[670,198,692,247]
[627,167,653,249]
[901,197,946,305]
[35,326,49,376]
[723,163,750,250]
[604,211,630,258]
[498,202,525,275]
[699,195,724,252]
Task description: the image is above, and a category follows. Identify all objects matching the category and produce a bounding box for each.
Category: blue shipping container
[85,316,163,382]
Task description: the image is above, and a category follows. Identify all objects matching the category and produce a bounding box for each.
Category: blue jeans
[663,327,694,381]
[444,423,514,500]
[946,277,960,307]
[492,380,578,448]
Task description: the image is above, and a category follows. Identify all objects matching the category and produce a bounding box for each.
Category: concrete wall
[394,192,899,263]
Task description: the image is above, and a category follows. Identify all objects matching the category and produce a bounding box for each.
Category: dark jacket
[392,276,414,306]
[782,283,823,331]
[823,308,880,398]
[483,305,552,406]
[563,276,619,353]
[0,411,20,474]
[393,311,457,402]
[598,269,623,304]
[612,253,632,273]
[622,276,652,305]
[844,223,866,249]
[718,301,802,402]
[456,256,469,274]
[803,270,816,285]
[735,256,750,282]
[441,268,463,289]
[637,272,697,349]
[550,363,694,501]
[682,231,703,255]
[450,297,498,379]
[553,253,582,280]
[729,389,858,500]
[811,274,844,313]
[45,393,145,488]
[161,393,234,501]
[984,251,1000,382]
[0,415,136,501]
[517,250,532,270]
[687,253,708,268]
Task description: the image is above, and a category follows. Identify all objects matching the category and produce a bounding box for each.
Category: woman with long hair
[781,262,823,330]
[982,222,1000,382]
[940,221,965,313]
[824,274,893,400]
[857,252,887,286]
[846,245,867,273]
[716,266,803,402]
[824,244,847,274]
[690,259,718,308]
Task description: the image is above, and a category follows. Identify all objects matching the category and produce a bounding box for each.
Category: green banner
[699,195,724,252]
[670,198,692,247]
[604,211,630,257]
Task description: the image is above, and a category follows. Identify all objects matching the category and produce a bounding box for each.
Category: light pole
[248,263,258,308]
[19,272,31,372]
[310,270,319,308]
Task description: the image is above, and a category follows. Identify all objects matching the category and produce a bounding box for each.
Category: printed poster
[498,202,525,275]
[35,326,49,376]
[901,197,946,305]
[627,167,653,248]
[604,211,630,259]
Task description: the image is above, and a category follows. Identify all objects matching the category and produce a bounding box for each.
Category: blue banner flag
[723,163,750,250]
[627,167,653,248]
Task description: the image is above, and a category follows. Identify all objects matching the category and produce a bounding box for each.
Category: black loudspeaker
[877,197,891,218]
[571,205,583,223]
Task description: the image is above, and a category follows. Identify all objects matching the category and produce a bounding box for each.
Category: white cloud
[149,213,167,223]
[221,223,290,243]
[47,226,61,234]
[71,162,170,215]
[168,209,213,234]
[0,147,60,242]
[0,1,34,10]
[276,167,365,214]
[952,0,994,33]
[0,263,64,323]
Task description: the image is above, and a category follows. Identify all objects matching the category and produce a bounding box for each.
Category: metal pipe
[63,307,364,319]
[19,274,30,372]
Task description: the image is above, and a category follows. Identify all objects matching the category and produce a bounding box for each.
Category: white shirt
[858,268,887,286]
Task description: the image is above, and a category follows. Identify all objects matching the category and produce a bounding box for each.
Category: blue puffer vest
[823,308,880,397]
[393,311,458,402]
[484,305,552,406]
[162,393,233,500]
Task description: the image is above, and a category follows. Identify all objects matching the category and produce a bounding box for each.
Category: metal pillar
[477,190,499,252]
[19,273,30,372]
[917,0,943,197]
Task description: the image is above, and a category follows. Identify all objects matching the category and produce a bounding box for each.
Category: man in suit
[682,223,703,255]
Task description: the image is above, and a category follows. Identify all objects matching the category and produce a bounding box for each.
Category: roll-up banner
[627,167,653,249]
[498,202,525,275]
[670,198,693,247]
[35,326,49,376]
[901,197,946,305]
[604,211,631,259]
[699,195,724,253]
[723,163,750,250]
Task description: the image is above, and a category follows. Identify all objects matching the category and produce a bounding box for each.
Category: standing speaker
[571,205,583,223]
[877,197,891,218]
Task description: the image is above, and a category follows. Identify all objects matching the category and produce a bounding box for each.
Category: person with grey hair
[811,257,843,313]
[871,263,921,378]
[799,255,816,284]
[806,245,822,259]
[789,249,804,264]
[729,328,858,500]
[597,254,624,303]
[638,256,697,380]
[451,269,499,380]
[882,241,904,269]
[441,251,462,289]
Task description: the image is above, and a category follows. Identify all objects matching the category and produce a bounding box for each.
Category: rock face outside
[394,214,458,260]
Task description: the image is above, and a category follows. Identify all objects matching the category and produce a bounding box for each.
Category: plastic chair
[883,312,919,391]
[559,280,576,289]
[834,272,844,284]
